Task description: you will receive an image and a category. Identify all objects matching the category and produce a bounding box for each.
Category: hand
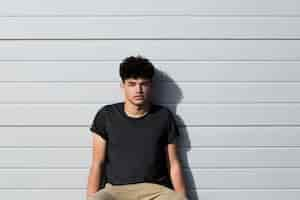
[86,192,97,200]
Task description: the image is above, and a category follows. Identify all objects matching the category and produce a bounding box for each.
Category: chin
[134,100,145,105]
[132,99,147,105]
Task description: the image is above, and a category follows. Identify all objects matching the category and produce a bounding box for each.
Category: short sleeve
[89,106,108,141]
[166,109,180,144]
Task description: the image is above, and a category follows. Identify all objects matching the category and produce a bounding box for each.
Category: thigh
[135,182,166,200]
[136,183,187,200]
[154,185,188,200]
[105,182,142,200]
[87,184,117,200]
[97,182,140,200]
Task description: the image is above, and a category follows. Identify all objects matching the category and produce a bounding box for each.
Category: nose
[136,85,143,94]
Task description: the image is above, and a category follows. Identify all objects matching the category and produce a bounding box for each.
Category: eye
[142,82,150,86]
[128,83,135,86]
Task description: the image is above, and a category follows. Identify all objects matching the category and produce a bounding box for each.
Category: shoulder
[98,104,110,111]
[98,102,124,115]
[95,104,113,115]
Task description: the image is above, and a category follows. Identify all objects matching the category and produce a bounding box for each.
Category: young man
[86,55,188,200]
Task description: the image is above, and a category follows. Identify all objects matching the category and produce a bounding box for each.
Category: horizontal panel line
[1,187,300,191]
[197,188,300,191]
[0,189,191,192]
[0,167,89,170]
[0,101,300,106]
[185,125,300,127]
[3,101,300,104]
[2,59,300,62]
[1,167,300,170]
[1,60,300,63]
[2,147,300,149]
[2,14,300,18]
[4,81,300,83]
[186,146,300,148]
[0,188,300,191]
[0,168,87,171]
[1,188,300,191]
[1,187,300,190]
[187,167,300,169]
[8,145,300,148]
[1,38,300,41]
[3,125,300,127]
[198,187,300,189]
[0,187,83,190]
[3,15,300,19]
[189,167,300,169]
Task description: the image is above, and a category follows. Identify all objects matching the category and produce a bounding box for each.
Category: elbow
[90,160,105,169]
[169,160,182,173]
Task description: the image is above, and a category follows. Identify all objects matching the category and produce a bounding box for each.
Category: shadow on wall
[152,68,198,200]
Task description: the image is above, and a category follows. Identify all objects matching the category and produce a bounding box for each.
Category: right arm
[86,133,107,199]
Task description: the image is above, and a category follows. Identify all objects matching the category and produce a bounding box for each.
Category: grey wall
[1,0,300,199]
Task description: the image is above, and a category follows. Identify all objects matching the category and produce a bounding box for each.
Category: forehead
[125,78,151,83]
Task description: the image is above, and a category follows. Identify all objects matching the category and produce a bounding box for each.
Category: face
[121,77,152,106]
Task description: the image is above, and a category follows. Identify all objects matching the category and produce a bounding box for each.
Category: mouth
[134,96,144,99]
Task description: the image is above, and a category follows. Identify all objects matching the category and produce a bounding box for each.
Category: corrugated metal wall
[1,0,300,199]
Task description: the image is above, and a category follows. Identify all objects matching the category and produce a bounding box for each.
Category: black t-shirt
[89,101,180,189]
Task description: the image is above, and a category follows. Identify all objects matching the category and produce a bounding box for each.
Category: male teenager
[86,55,188,200]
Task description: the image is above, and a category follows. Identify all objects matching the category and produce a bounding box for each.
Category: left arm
[165,143,188,197]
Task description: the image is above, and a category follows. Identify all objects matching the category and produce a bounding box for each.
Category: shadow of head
[151,67,198,200]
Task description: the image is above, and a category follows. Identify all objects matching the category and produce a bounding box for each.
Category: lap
[144,184,187,200]
[88,182,187,200]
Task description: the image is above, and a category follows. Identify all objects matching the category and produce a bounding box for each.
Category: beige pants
[87,182,188,200]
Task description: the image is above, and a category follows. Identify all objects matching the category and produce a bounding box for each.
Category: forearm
[169,161,188,197]
[86,163,103,198]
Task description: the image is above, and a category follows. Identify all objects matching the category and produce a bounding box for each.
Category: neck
[124,101,151,117]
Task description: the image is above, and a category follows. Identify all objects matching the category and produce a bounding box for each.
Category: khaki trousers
[88,182,188,200]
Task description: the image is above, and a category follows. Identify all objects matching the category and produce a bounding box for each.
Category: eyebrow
[127,81,150,84]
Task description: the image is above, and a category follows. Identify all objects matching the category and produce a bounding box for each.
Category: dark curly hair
[119,55,155,83]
